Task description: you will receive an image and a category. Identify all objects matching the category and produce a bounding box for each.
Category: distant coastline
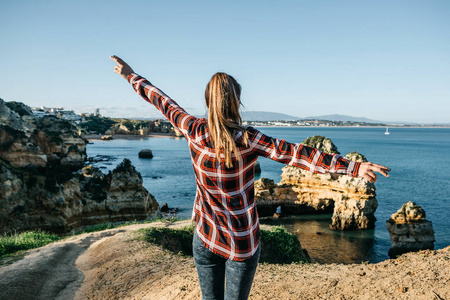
[86,132,178,141]
[86,125,450,142]
[253,125,450,129]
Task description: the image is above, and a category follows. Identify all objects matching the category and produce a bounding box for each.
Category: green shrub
[122,121,135,131]
[260,227,309,264]
[113,158,135,174]
[82,116,116,134]
[139,226,195,256]
[0,231,61,258]
[139,225,309,264]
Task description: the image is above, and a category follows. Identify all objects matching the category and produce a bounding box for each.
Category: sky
[1,0,449,123]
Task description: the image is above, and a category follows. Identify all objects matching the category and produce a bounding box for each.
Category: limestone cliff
[0,99,159,234]
[255,136,377,230]
[0,101,86,169]
[386,201,435,258]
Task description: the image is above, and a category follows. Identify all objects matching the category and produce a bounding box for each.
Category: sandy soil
[1,221,449,300]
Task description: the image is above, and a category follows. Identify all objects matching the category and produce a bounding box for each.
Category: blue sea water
[86,127,450,264]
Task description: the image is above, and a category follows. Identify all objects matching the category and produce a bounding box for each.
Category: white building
[31,106,81,121]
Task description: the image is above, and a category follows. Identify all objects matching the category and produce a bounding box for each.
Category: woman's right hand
[358,162,390,183]
[110,55,134,80]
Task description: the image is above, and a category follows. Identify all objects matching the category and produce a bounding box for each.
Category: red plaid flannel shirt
[128,73,361,261]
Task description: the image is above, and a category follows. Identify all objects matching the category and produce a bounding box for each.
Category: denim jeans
[193,230,260,300]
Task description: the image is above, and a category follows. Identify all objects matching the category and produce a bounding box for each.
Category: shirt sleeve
[249,127,361,177]
[127,73,196,136]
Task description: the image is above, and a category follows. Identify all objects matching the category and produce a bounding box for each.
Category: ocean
[86,127,450,264]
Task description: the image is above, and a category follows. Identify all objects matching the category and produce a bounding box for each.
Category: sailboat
[385,127,390,135]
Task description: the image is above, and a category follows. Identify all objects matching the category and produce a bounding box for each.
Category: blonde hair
[205,72,248,168]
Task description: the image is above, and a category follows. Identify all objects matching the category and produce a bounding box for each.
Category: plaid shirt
[128,73,361,261]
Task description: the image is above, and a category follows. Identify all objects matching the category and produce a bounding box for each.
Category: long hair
[205,72,248,168]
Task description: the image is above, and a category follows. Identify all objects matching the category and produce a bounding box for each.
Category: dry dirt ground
[0,220,449,300]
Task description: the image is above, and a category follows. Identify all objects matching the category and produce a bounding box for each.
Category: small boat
[385,127,390,135]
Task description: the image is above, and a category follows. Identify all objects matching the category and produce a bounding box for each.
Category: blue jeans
[193,230,260,300]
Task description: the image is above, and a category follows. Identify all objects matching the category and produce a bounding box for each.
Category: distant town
[243,120,388,127]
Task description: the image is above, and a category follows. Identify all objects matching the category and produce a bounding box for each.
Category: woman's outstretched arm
[110,55,196,136]
[248,127,389,182]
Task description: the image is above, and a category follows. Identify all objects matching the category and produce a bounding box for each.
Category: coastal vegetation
[0,231,60,259]
[1,221,309,265]
[79,115,177,135]
[136,225,310,263]
[81,115,116,134]
[0,217,180,260]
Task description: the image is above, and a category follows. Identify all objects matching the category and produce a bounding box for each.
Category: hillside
[1,221,448,300]
[241,111,302,121]
[305,114,384,123]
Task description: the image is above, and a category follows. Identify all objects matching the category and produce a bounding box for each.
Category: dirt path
[0,221,191,300]
[1,220,449,300]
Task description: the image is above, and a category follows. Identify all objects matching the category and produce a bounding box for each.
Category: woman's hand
[358,162,390,183]
[110,55,134,80]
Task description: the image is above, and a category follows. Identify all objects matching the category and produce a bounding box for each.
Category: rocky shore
[85,132,179,141]
[0,100,159,234]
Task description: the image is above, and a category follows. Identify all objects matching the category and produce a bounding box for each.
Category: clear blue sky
[1,0,449,123]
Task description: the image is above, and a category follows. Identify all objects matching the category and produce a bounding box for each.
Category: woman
[111,55,390,300]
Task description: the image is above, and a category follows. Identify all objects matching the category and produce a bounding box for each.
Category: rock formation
[254,136,377,230]
[1,101,86,170]
[102,119,182,136]
[101,135,113,140]
[386,201,435,258]
[138,149,153,159]
[0,99,159,234]
[254,161,261,174]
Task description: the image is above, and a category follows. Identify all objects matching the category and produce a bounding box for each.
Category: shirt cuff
[347,161,361,177]
[128,73,140,84]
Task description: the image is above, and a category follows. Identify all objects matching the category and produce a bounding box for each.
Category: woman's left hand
[111,55,134,80]
[358,162,390,183]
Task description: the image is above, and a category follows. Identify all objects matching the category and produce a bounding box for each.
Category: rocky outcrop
[1,101,86,170]
[254,136,377,230]
[138,149,153,159]
[254,161,261,174]
[386,201,435,258]
[0,99,159,234]
[101,135,113,140]
[103,119,181,136]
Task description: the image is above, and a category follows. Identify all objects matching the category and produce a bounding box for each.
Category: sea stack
[386,201,435,258]
[254,136,377,230]
[254,161,261,174]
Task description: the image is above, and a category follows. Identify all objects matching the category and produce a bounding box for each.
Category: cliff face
[0,101,86,169]
[386,201,435,258]
[0,100,159,234]
[255,136,377,230]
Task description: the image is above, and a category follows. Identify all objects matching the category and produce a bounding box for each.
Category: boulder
[160,203,169,213]
[386,201,435,258]
[101,135,113,140]
[139,149,153,159]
